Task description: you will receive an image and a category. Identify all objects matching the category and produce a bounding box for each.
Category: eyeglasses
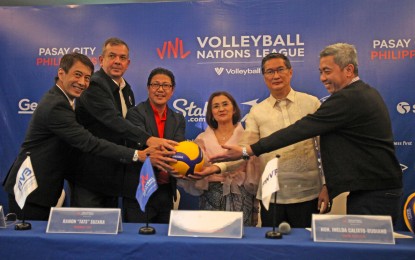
[264,67,289,77]
[149,83,173,90]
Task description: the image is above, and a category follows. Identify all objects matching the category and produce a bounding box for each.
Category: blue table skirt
[1,221,414,259]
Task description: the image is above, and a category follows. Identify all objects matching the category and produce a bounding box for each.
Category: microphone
[278,221,291,234]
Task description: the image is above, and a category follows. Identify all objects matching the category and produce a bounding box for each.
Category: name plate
[46,207,122,234]
[312,214,394,244]
[0,206,5,228]
[168,210,243,238]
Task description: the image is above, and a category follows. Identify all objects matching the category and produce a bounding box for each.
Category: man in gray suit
[2,53,174,220]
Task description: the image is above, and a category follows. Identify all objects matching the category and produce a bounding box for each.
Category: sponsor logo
[172,98,258,123]
[36,46,98,66]
[196,34,305,61]
[173,98,207,123]
[394,141,413,146]
[240,99,259,122]
[16,167,34,191]
[18,99,38,114]
[397,102,414,114]
[156,34,306,62]
[401,164,408,171]
[371,38,415,60]
[214,67,261,76]
[214,67,224,75]
[156,37,191,60]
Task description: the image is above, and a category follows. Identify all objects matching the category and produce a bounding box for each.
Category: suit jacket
[68,68,151,196]
[250,80,402,199]
[3,85,135,207]
[123,99,186,199]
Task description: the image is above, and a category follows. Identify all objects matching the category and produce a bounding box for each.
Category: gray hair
[320,43,358,75]
[102,37,129,56]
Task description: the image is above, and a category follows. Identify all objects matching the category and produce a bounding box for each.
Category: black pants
[8,194,50,221]
[123,184,173,224]
[69,183,118,208]
[260,198,319,228]
[347,188,402,225]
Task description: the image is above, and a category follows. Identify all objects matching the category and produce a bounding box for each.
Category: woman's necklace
[214,129,234,142]
[218,133,230,141]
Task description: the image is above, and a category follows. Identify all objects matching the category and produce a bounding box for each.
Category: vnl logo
[397,102,414,114]
[156,37,191,60]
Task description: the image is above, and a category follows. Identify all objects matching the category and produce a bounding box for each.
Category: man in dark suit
[68,38,177,208]
[2,53,171,221]
[123,67,186,223]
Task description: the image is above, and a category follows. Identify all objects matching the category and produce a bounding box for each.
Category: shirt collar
[269,88,296,107]
[112,77,126,90]
[55,84,75,107]
[150,102,167,120]
[350,76,360,85]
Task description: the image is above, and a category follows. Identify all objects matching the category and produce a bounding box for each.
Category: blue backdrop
[1,0,414,230]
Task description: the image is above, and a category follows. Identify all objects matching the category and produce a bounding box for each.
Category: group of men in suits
[4,39,403,227]
[3,37,182,222]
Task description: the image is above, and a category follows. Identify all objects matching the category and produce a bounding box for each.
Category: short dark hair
[55,52,94,82]
[102,37,129,56]
[261,53,292,74]
[147,67,176,88]
[206,91,241,129]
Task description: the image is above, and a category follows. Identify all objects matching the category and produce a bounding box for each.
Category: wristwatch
[241,146,250,161]
[132,150,139,162]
